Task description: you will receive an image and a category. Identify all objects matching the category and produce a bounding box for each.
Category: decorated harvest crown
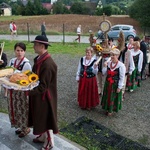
[95,30,125,55]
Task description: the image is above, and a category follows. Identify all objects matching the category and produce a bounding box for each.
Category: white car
[97,24,136,41]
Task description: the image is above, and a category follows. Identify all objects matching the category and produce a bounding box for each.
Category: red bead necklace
[110,61,118,69]
[14,57,25,69]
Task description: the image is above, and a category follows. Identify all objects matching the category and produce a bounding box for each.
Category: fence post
[27,23,30,42]
[63,23,65,45]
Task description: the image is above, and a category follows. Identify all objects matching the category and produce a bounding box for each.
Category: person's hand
[94,63,98,69]
[103,61,108,67]
[116,88,121,93]
[0,60,4,65]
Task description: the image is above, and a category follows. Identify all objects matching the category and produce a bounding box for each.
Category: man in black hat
[28,35,58,150]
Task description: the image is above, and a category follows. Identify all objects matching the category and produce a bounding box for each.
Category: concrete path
[0,112,85,150]
[0,35,92,44]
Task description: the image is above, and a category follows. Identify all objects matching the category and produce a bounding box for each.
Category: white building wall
[4,8,12,16]
[51,0,57,4]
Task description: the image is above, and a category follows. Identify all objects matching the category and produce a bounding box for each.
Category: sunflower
[19,80,29,86]
[96,44,103,52]
[23,70,32,76]
[28,74,39,82]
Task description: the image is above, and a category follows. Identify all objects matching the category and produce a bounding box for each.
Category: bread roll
[9,73,29,83]
[0,68,14,77]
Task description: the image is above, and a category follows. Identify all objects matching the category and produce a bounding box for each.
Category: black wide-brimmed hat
[31,35,51,46]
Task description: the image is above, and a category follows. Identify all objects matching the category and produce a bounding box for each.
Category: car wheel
[127,35,134,41]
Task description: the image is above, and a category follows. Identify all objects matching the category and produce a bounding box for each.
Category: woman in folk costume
[126,41,143,92]
[127,37,134,50]
[8,42,32,137]
[76,47,100,110]
[119,43,135,100]
[101,49,126,116]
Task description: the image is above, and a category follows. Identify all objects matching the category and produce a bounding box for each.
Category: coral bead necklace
[110,61,118,69]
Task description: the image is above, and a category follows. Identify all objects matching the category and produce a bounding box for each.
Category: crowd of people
[0,30,149,149]
[76,35,149,116]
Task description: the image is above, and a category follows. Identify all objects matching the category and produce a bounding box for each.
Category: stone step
[0,112,84,150]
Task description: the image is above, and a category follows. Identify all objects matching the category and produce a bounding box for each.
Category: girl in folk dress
[127,41,143,92]
[8,42,32,138]
[101,49,126,116]
[127,37,134,50]
[119,43,135,100]
[76,47,100,110]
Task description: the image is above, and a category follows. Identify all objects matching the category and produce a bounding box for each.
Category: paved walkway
[0,112,85,150]
[0,35,91,43]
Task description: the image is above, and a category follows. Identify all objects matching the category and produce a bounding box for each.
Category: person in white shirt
[127,37,134,50]
[126,41,143,92]
[9,21,14,40]
[7,42,32,138]
[119,43,135,100]
[101,48,126,116]
[76,47,100,110]
[75,25,81,43]
[108,38,116,49]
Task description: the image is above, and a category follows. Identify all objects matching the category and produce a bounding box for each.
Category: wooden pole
[63,23,65,45]
[27,23,30,42]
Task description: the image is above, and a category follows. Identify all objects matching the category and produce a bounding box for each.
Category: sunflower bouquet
[93,44,103,56]
[96,44,103,52]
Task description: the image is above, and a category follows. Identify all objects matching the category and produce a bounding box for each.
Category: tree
[129,0,150,27]
[95,8,103,16]
[103,5,112,16]
[53,1,64,14]
[70,2,84,14]
[95,5,112,16]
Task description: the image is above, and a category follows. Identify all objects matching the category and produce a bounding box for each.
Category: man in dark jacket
[134,36,147,80]
[29,35,58,150]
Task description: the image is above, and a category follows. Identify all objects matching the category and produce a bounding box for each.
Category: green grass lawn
[0,40,88,56]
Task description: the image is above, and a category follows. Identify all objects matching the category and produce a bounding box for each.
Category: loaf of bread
[9,73,29,83]
[0,68,14,77]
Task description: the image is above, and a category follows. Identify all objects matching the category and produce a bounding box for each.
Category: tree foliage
[129,0,150,26]
[95,5,112,16]
[70,2,90,15]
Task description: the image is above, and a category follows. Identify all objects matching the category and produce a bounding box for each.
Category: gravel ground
[0,53,150,149]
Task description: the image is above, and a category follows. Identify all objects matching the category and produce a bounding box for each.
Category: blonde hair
[85,47,93,53]
[133,41,140,49]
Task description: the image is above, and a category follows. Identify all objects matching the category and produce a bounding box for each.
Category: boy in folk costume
[101,49,126,116]
[96,39,112,95]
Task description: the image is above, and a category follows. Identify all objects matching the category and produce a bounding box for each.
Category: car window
[111,26,120,30]
[122,26,130,30]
